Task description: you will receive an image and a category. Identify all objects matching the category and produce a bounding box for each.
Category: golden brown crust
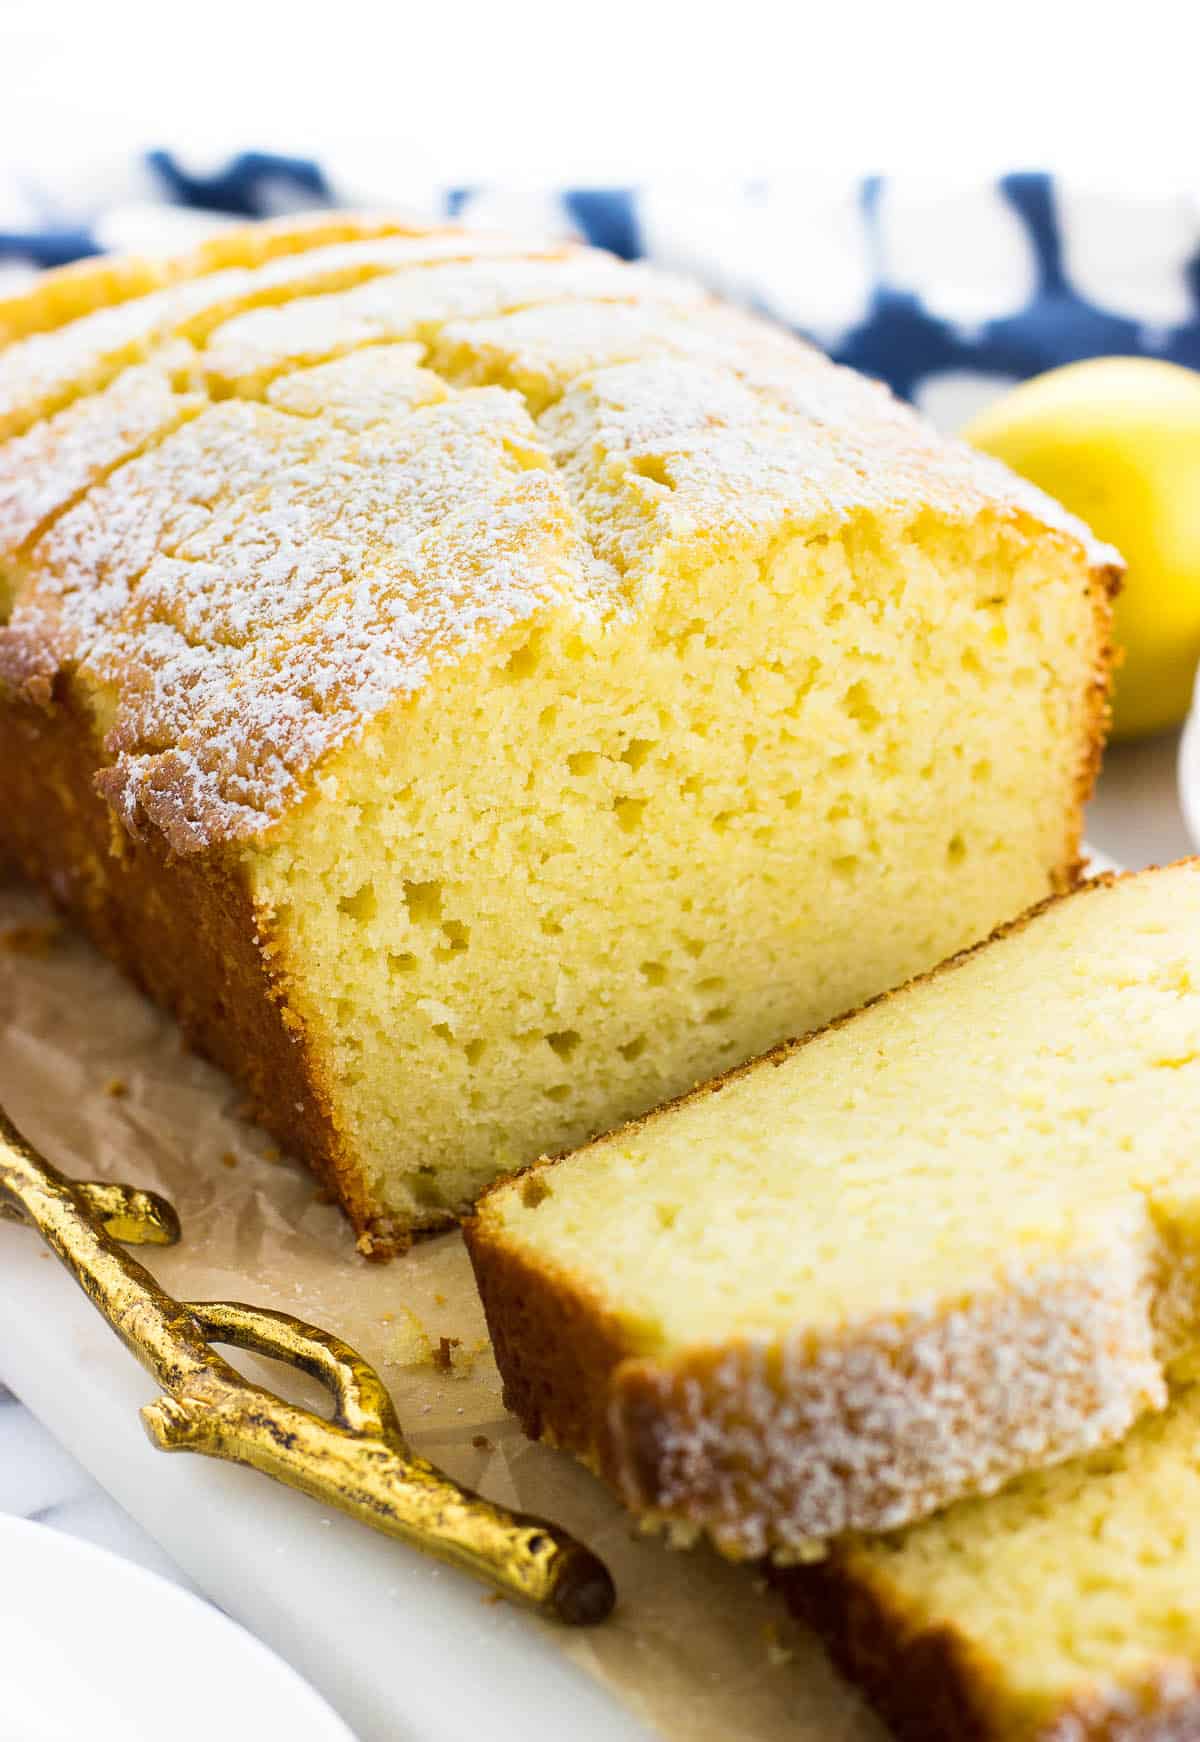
[777,1556,1200,1742]
[775,1555,997,1741]
[463,1214,637,1460]
[0,674,401,1249]
[1065,555,1121,886]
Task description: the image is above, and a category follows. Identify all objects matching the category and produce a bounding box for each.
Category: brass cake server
[0,1103,614,1625]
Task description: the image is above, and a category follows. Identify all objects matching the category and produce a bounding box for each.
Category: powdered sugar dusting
[1047,1665,1200,1741]
[5,388,615,850]
[541,345,1121,572]
[0,217,1116,853]
[264,345,448,429]
[611,1242,1168,1561]
[200,252,700,391]
[0,230,565,444]
[0,343,202,561]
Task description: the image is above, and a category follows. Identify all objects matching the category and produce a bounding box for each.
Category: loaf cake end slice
[780,1373,1200,1742]
[467,863,1200,1559]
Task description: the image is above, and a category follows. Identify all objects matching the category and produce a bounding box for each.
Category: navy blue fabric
[0,228,102,269]
[145,149,335,215]
[562,189,642,261]
[831,170,1197,397]
[3,150,1197,404]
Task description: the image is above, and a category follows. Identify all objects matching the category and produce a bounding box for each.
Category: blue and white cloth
[1,150,1198,432]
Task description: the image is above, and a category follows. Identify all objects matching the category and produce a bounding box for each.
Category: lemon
[964,358,1200,740]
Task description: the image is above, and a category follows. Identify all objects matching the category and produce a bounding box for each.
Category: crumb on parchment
[432,1335,462,1373]
[386,1314,483,1376]
[389,1306,433,1367]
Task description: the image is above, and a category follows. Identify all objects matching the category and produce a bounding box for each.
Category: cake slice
[0,215,1115,1253]
[467,864,1200,1558]
[781,1373,1200,1741]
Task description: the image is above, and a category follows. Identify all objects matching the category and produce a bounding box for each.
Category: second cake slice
[779,1372,1200,1740]
[467,862,1200,1559]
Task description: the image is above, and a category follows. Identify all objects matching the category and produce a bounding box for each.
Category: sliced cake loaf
[0,214,1116,1253]
[781,1374,1200,1741]
[467,864,1200,1558]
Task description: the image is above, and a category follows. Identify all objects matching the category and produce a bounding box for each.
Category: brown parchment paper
[0,873,885,1742]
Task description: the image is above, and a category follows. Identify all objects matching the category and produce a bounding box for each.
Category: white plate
[0,1514,355,1742]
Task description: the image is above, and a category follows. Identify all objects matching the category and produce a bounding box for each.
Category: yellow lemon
[964,358,1200,740]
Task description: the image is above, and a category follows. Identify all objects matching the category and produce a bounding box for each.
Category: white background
[1,0,1195,185]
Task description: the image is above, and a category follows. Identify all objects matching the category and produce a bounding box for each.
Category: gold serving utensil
[0,1103,615,1625]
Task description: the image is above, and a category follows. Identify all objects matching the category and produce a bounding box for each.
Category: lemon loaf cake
[468,864,1200,1558]
[782,1376,1200,1741]
[0,214,1117,1254]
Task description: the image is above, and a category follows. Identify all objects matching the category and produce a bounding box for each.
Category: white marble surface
[0,1376,196,1590]
[0,730,1193,1668]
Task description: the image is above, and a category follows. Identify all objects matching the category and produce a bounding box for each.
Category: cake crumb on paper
[390,1306,433,1367]
[432,1334,462,1373]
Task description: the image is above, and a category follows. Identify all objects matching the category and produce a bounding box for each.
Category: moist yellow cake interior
[0,228,1111,1232]
[484,868,1200,1347]
[841,1373,1200,1736]
[256,503,1099,1223]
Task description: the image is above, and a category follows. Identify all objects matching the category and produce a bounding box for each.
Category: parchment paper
[0,872,884,1742]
